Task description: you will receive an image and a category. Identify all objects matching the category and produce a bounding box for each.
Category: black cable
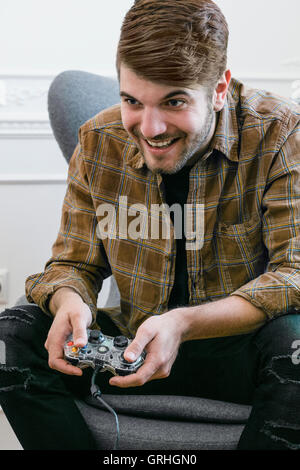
[90,366,120,450]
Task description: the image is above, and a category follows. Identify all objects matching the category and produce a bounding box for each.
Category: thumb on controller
[72,318,88,348]
[124,327,152,362]
[124,339,143,362]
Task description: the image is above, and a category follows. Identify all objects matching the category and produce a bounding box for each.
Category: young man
[1,0,300,450]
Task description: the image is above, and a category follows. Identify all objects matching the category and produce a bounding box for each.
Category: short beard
[142,102,215,175]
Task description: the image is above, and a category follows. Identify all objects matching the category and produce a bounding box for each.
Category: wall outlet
[0,269,9,305]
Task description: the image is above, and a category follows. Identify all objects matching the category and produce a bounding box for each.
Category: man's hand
[109,309,184,388]
[44,287,93,376]
[108,295,267,388]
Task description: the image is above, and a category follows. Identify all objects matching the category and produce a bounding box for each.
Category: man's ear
[213,69,231,112]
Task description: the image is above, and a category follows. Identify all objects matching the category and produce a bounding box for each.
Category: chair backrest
[48,70,120,162]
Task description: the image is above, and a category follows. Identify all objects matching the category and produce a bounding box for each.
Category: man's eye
[166,99,185,107]
[125,98,139,106]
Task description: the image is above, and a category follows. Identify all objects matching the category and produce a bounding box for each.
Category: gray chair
[20,70,252,450]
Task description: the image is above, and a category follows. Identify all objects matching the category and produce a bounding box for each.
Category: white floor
[0,410,22,450]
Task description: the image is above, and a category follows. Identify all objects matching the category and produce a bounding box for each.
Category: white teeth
[146,138,175,148]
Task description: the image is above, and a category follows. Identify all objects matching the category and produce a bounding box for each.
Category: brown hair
[116,0,229,88]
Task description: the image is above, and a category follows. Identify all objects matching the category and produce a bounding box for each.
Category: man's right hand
[44,287,93,375]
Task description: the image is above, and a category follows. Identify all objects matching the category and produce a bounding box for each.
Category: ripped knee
[258,352,300,449]
[0,365,34,393]
[261,421,300,450]
[264,354,300,385]
[0,309,35,391]
[0,306,37,327]
[0,306,46,381]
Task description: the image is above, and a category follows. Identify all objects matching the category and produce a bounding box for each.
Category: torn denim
[261,421,300,450]
[0,304,96,450]
[238,314,300,450]
[0,366,34,393]
[0,306,41,393]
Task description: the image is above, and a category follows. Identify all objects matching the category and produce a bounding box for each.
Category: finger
[46,335,82,375]
[124,327,154,363]
[109,354,158,388]
[46,327,81,376]
[49,357,83,376]
[71,314,89,347]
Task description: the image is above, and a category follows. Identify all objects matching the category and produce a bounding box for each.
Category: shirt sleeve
[25,134,112,321]
[231,117,300,318]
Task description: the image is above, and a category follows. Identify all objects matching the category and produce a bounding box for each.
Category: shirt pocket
[212,215,268,291]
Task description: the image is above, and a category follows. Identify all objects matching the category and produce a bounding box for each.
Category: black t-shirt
[161,166,191,309]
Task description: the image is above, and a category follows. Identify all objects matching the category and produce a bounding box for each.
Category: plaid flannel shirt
[26,78,300,337]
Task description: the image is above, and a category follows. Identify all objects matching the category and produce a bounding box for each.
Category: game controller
[64,329,146,376]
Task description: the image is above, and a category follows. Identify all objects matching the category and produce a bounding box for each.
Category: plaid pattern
[26,78,300,337]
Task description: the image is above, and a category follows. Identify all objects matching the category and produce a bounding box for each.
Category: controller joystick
[113,336,129,348]
[64,329,145,376]
[89,330,104,343]
[120,352,131,364]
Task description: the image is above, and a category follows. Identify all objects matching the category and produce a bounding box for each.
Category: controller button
[71,347,78,353]
[98,346,109,354]
[113,336,129,348]
[67,341,74,346]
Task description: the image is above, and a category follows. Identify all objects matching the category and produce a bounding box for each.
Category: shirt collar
[126,78,241,169]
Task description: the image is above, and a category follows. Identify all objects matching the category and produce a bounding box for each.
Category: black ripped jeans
[1,304,300,450]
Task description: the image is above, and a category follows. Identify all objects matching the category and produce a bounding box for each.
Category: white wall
[218,0,300,78]
[1,0,300,78]
[0,0,135,76]
[1,0,300,82]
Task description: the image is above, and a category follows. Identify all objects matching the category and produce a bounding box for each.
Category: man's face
[119,65,216,174]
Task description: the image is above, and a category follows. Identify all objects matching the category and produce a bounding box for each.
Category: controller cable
[90,366,120,450]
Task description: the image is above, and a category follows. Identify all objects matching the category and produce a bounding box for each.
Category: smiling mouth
[144,137,180,149]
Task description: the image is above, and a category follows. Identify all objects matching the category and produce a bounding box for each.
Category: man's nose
[139,108,168,139]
